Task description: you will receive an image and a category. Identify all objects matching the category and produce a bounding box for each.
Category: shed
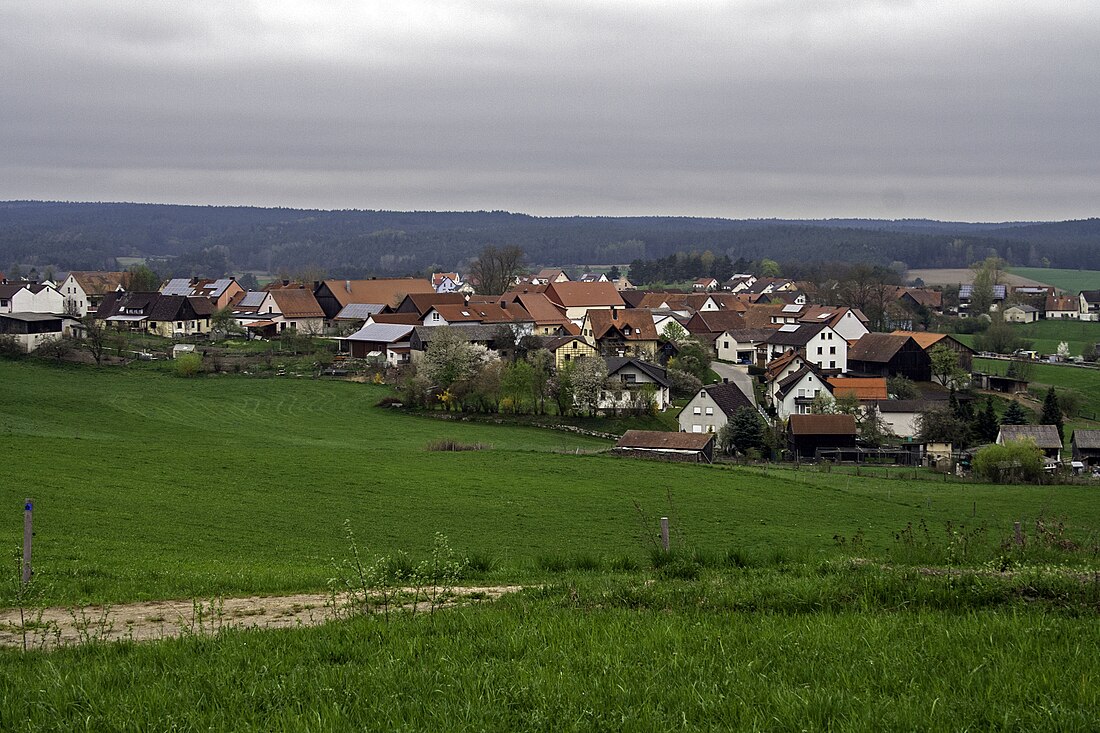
[996,425,1063,461]
[614,430,715,463]
[1071,430,1100,466]
[787,413,858,459]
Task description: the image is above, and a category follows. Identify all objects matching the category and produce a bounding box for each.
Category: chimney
[610,307,617,319]
[282,279,290,287]
[345,280,351,293]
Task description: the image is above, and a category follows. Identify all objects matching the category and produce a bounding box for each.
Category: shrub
[174,353,203,377]
[425,439,487,452]
[972,440,1044,484]
[667,368,702,398]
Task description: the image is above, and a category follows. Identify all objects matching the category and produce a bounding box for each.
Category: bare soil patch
[907,268,1049,287]
[0,585,525,650]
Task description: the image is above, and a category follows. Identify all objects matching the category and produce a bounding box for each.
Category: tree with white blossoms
[569,354,608,416]
[1057,341,1071,359]
[421,327,497,388]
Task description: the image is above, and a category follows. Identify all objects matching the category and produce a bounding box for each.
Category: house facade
[677,382,756,434]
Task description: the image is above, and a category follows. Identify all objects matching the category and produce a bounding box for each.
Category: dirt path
[0,585,525,651]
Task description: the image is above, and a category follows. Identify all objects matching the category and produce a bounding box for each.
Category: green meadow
[954,319,1100,358]
[1010,267,1100,294]
[3,359,1100,729]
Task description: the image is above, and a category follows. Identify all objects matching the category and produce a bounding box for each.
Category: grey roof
[0,311,67,322]
[872,400,926,413]
[238,291,267,308]
[336,303,386,320]
[704,381,755,417]
[205,278,235,297]
[959,284,1007,300]
[410,324,501,344]
[765,322,827,347]
[344,322,415,343]
[998,424,1062,449]
[775,366,827,400]
[161,278,194,295]
[605,357,669,388]
[1005,304,1039,312]
[1072,430,1100,450]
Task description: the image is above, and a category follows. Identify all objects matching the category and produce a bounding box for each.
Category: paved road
[710,361,757,406]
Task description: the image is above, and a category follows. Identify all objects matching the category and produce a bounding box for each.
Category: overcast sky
[2,1,1097,220]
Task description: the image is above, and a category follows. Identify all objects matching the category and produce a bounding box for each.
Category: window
[692,424,703,433]
[830,361,836,369]
[828,332,833,340]
[830,346,836,355]
[817,347,823,355]
[707,425,715,433]
[431,312,440,321]
[705,407,713,415]
[177,322,183,328]
[693,406,701,415]
[723,341,729,349]
[797,388,806,398]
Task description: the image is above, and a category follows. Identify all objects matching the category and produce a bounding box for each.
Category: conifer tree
[1040,386,1064,442]
[1001,400,1029,426]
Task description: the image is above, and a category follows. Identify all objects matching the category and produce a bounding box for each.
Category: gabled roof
[432,272,460,287]
[1005,304,1039,313]
[411,324,502,344]
[703,381,755,417]
[827,377,888,401]
[765,349,802,380]
[1071,429,1100,449]
[269,289,324,318]
[848,333,916,363]
[740,304,786,329]
[545,281,625,309]
[1045,295,1079,312]
[871,399,926,413]
[161,278,194,296]
[619,290,648,308]
[889,330,974,353]
[543,335,594,351]
[508,293,570,325]
[147,295,216,322]
[318,278,434,308]
[535,268,569,281]
[369,313,423,325]
[236,291,268,309]
[776,366,828,400]
[685,309,748,335]
[999,424,1062,449]
[605,357,669,387]
[193,278,237,298]
[898,288,943,308]
[718,328,775,343]
[344,322,416,343]
[959,284,1007,300]
[616,430,713,451]
[1080,290,1100,303]
[68,271,128,295]
[586,310,658,341]
[788,414,857,436]
[430,302,530,324]
[765,322,828,347]
[335,303,386,320]
[397,292,467,316]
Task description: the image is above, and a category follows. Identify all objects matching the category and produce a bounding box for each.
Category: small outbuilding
[1071,430,1100,466]
[786,413,858,459]
[614,430,715,463]
[996,425,1063,462]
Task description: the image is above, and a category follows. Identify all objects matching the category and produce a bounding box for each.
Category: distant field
[1010,267,1100,293]
[906,268,1046,287]
[955,319,1100,358]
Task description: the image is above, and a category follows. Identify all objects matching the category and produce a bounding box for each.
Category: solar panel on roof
[781,304,801,313]
[778,324,800,332]
[817,313,832,319]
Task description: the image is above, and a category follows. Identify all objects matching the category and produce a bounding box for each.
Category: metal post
[660,517,670,553]
[22,499,32,584]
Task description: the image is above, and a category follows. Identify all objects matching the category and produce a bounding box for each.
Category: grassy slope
[4,359,1100,606]
[954,319,1100,357]
[975,356,1100,417]
[1010,267,1100,293]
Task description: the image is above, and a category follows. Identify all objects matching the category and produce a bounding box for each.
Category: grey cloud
[1,1,1098,219]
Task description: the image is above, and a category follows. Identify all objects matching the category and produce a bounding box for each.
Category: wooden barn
[847,334,931,382]
[614,430,715,463]
[786,414,858,459]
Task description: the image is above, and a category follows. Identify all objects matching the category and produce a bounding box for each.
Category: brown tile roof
[270,289,324,318]
[740,304,785,329]
[848,333,914,364]
[900,288,943,308]
[1046,295,1079,312]
[788,414,857,436]
[765,350,801,380]
[890,330,948,349]
[999,425,1062,449]
[509,293,570,325]
[399,292,467,316]
[616,430,714,451]
[828,377,888,401]
[685,310,748,335]
[545,281,625,308]
[69,271,128,295]
[431,303,529,324]
[369,313,423,325]
[319,278,434,308]
[586,309,658,341]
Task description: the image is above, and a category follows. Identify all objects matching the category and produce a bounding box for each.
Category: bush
[0,334,25,359]
[972,440,1044,484]
[425,439,487,452]
[174,353,204,377]
[667,368,702,398]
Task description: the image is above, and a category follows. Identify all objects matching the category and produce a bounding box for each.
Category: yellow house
[544,336,598,371]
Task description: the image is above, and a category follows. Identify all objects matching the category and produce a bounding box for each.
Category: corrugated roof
[616,430,714,451]
[345,323,416,343]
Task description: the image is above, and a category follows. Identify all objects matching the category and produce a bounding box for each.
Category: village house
[871,400,924,438]
[543,281,625,321]
[533,268,570,285]
[763,323,847,373]
[958,283,1007,316]
[1044,295,1079,320]
[0,282,64,315]
[98,292,215,338]
[341,322,415,364]
[890,331,975,372]
[600,357,672,412]
[581,309,659,360]
[692,277,719,291]
[1003,304,1040,323]
[59,271,127,316]
[678,382,756,434]
[614,430,715,463]
[771,365,832,418]
[542,335,598,371]
[266,289,326,334]
[1078,291,1100,321]
[408,325,501,360]
[715,328,775,364]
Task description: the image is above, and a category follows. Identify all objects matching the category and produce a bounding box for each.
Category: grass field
[3,359,1100,728]
[954,319,1100,358]
[1010,267,1100,293]
[975,356,1100,419]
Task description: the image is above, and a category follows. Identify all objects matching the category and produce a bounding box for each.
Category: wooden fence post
[22,498,33,584]
[1014,521,1024,547]
[660,517,670,553]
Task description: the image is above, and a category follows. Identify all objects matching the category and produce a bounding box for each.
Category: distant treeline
[1,201,1097,279]
[626,252,739,285]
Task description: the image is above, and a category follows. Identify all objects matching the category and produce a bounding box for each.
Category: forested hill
[1,201,1097,278]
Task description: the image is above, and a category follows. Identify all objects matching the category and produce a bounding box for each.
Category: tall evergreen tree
[973,395,1000,443]
[1040,386,1064,442]
[1001,400,1029,426]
